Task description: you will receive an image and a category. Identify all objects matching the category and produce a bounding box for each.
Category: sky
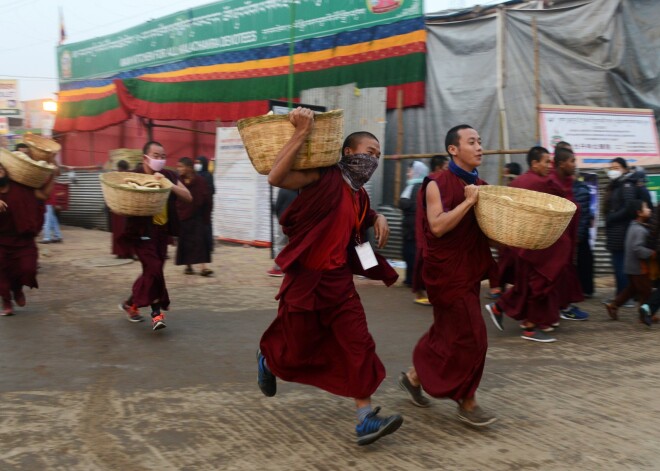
[0,0,486,102]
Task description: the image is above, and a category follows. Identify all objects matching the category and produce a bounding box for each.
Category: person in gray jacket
[604,199,654,326]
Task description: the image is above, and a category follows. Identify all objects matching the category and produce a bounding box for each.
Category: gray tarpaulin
[383,0,659,203]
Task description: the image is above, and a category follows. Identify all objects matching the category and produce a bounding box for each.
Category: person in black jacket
[604,157,652,300]
[574,175,594,297]
[194,156,215,254]
[399,160,429,304]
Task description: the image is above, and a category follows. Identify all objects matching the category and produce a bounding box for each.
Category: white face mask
[607,169,622,181]
[193,163,203,172]
[145,154,166,172]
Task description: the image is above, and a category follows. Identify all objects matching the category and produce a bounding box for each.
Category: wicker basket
[475,185,577,250]
[100,172,173,217]
[23,133,61,162]
[237,109,344,175]
[0,148,55,188]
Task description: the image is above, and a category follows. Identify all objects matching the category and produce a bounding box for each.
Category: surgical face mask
[337,153,379,191]
[193,163,203,172]
[607,169,622,181]
[145,154,166,172]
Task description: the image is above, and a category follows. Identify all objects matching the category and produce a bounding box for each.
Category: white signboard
[0,80,19,116]
[539,105,660,168]
[213,127,270,246]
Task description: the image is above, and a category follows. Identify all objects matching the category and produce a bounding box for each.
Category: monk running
[119,141,192,331]
[0,160,54,315]
[486,146,567,342]
[398,124,497,427]
[257,107,403,446]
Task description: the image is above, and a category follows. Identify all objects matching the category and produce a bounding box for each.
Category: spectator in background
[574,173,594,298]
[175,157,213,276]
[40,166,63,244]
[399,161,429,304]
[604,157,652,303]
[502,162,521,183]
[267,188,298,277]
[604,199,654,326]
[194,156,215,253]
[430,155,449,175]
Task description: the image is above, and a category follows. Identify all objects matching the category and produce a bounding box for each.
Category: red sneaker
[2,300,13,316]
[151,313,166,331]
[14,290,26,307]
[266,268,284,277]
[119,303,144,323]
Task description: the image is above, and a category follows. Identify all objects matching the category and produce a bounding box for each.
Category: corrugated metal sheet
[57,170,109,231]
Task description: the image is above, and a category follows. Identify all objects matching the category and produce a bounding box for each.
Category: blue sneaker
[256,349,276,397]
[639,304,652,327]
[560,305,589,321]
[355,407,403,446]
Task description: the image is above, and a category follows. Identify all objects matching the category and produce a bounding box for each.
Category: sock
[150,304,161,316]
[356,405,373,423]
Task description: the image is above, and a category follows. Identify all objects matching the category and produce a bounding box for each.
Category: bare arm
[34,172,57,201]
[154,173,192,203]
[267,107,320,190]
[425,181,479,238]
[171,180,193,203]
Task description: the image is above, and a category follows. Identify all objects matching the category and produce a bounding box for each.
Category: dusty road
[0,227,658,470]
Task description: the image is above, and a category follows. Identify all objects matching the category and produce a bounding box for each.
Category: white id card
[355,241,378,270]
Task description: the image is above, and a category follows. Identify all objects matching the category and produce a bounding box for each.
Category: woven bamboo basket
[100,172,173,217]
[0,148,55,188]
[475,185,577,250]
[23,133,61,162]
[237,109,344,175]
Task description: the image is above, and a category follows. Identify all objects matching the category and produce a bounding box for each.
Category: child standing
[604,200,654,326]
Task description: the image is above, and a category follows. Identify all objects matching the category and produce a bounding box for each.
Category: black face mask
[0,176,9,187]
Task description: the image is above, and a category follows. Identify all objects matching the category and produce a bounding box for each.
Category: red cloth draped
[175,174,212,266]
[497,171,572,325]
[550,171,584,307]
[413,171,494,400]
[111,213,134,258]
[260,167,396,398]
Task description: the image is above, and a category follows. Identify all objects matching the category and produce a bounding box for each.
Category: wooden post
[532,16,541,143]
[394,89,404,207]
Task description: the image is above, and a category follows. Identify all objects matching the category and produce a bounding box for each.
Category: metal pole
[496,6,511,183]
[287,1,296,110]
[394,89,404,207]
[533,16,541,143]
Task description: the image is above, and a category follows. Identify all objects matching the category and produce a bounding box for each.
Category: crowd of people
[1,106,657,447]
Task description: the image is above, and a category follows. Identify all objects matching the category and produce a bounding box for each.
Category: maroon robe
[119,168,180,310]
[0,182,44,303]
[413,171,495,401]
[175,174,212,266]
[497,170,571,326]
[550,170,584,308]
[111,213,134,258]
[260,167,398,398]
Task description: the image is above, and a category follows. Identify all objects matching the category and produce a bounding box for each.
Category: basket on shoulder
[237,109,344,175]
[475,185,576,250]
[23,133,61,163]
[0,147,56,189]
